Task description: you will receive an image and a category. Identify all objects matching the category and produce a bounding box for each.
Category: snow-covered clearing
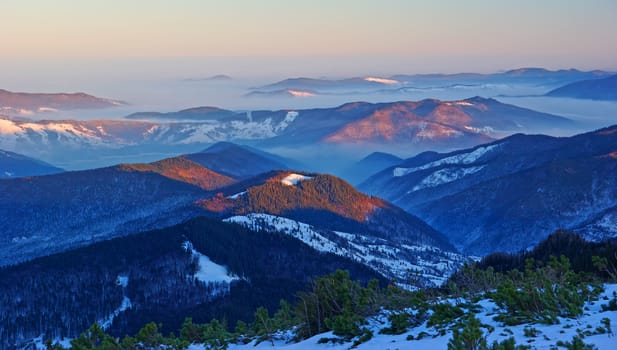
[281,173,312,186]
[182,241,238,284]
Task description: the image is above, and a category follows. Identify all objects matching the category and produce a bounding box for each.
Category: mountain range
[252,68,612,95]
[0,141,464,287]
[1,65,616,349]
[360,125,617,254]
[0,140,473,346]
[0,142,289,266]
[207,170,466,286]
[0,97,576,170]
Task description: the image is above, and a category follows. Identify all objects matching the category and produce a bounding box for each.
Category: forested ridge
[18,230,617,350]
[0,217,384,349]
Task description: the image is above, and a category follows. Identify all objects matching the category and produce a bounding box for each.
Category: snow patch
[412,165,486,191]
[464,125,495,134]
[286,90,315,97]
[98,296,132,330]
[275,111,299,132]
[364,77,399,85]
[183,241,238,284]
[281,173,312,186]
[229,191,246,199]
[393,144,498,177]
[37,107,59,112]
[115,275,129,288]
[454,101,474,106]
[98,274,131,330]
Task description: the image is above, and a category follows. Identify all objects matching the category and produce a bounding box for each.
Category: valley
[1,67,616,350]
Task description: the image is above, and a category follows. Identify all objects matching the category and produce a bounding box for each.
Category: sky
[1,0,617,77]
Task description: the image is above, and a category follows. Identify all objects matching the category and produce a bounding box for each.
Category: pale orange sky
[1,0,616,74]
[1,1,615,56]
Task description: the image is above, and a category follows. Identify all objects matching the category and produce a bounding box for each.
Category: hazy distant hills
[251,68,612,96]
[0,89,125,115]
[245,88,319,98]
[394,67,612,86]
[0,97,575,169]
[126,106,237,121]
[0,149,63,178]
[184,142,291,179]
[341,152,403,185]
[256,77,401,92]
[257,97,574,149]
[546,74,617,100]
[360,125,617,255]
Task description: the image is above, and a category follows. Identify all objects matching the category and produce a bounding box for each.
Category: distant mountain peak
[0,89,126,113]
[0,149,63,178]
[186,142,289,179]
[547,74,617,101]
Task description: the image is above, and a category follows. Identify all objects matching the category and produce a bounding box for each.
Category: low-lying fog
[2,57,616,174]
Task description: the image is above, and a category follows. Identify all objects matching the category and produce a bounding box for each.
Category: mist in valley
[2,57,616,177]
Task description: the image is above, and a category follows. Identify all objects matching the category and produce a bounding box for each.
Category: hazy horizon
[3,0,617,86]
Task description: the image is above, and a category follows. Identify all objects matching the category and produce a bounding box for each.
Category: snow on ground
[393,144,499,177]
[229,191,247,199]
[98,296,132,330]
[182,241,238,284]
[197,284,617,350]
[281,173,312,186]
[275,111,299,132]
[411,165,486,192]
[224,214,341,254]
[116,275,129,288]
[224,214,466,288]
[98,274,132,330]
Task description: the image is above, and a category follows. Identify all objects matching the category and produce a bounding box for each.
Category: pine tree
[448,313,487,350]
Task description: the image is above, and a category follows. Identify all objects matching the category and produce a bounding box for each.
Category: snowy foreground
[190,284,617,350]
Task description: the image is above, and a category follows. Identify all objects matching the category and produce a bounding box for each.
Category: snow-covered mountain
[0,97,575,169]
[200,170,467,287]
[361,125,617,254]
